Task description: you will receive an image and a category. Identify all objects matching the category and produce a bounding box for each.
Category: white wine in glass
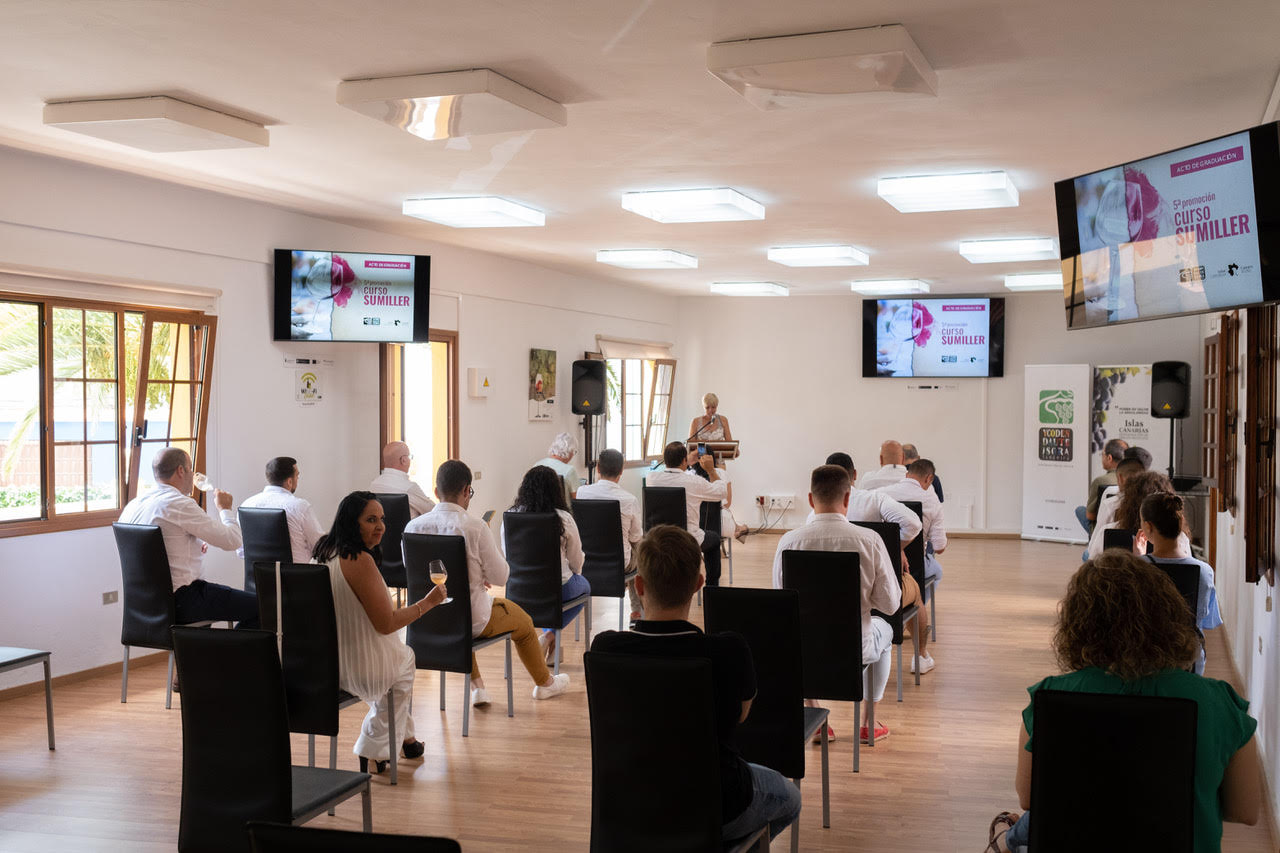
[193,472,215,492]
[428,559,452,604]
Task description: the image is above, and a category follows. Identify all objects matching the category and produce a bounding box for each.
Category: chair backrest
[113,522,177,650]
[246,822,461,852]
[239,507,292,594]
[253,562,340,737]
[571,498,627,596]
[373,493,412,589]
[900,500,928,593]
[698,499,718,534]
[584,651,724,852]
[780,549,863,701]
[1029,690,1197,852]
[853,520,904,643]
[703,586,806,779]
[172,627,291,853]
[402,533,475,674]
[502,511,567,628]
[559,474,573,507]
[642,485,686,531]
[1102,527,1136,552]
[1146,558,1202,623]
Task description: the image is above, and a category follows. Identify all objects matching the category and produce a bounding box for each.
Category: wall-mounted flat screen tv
[273,249,430,342]
[1055,122,1280,330]
[862,297,1005,378]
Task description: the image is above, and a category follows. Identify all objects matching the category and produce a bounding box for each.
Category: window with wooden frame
[1202,332,1220,490]
[1244,305,1276,584]
[0,294,216,537]
[378,333,459,486]
[1219,311,1240,515]
[601,357,677,464]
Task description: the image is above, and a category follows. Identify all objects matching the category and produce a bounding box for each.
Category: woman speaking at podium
[688,392,733,443]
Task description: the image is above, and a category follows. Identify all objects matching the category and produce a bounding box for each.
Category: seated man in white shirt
[773,464,901,743]
[875,458,947,586]
[646,441,728,585]
[370,441,434,518]
[533,432,582,499]
[118,447,256,629]
[403,460,569,704]
[902,443,944,503]
[573,448,644,619]
[238,456,325,564]
[857,439,908,490]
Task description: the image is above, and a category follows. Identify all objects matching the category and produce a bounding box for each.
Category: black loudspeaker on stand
[572,360,606,483]
[1151,361,1191,483]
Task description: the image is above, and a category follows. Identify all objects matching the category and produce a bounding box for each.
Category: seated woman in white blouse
[503,465,589,665]
[314,490,446,774]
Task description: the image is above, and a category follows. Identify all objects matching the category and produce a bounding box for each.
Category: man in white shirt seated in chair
[646,440,728,586]
[370,441,435,518]
[857,440,908,491]
[238,456,325,564]
[574,448,644,620]
[118,447,257,629]
[773,464,901,743]
[875,459,947,589]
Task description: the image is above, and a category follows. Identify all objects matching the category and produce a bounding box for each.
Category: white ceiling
[1,0,1278,295]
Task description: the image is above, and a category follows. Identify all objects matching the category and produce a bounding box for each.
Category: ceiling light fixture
[767,245,869,267]
[850,279,930,295]
[596,249,698,269]
[877,171,1019,213]
[621,188,764,223]
[42,96,268,152]
[710,281,789,297]
[1004,273,1065,291]
[959,238,1057,263]
[337,69,566,140]
[402,197,545,228]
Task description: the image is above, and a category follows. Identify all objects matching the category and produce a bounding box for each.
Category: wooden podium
[688,439,739,464]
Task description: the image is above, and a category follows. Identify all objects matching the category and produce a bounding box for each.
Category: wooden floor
[0,536,1275,852]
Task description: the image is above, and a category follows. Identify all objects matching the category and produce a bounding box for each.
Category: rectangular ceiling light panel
[403,197,545,228]
[596,249,698,269]
[959,238,1057,263]
[1004,273,1065,291]
[877,171,1018,212]
[338,69,566,141]
[767,245,869,266]
[42,96,268,151]
[850,279,930,295]
[710,281,789,296]
[621,188,764,223]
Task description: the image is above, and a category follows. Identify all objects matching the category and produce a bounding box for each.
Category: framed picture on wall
[529,347,557,421]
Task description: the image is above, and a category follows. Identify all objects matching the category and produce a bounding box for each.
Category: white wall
[0,145,674,689]
[672,290,1203,533]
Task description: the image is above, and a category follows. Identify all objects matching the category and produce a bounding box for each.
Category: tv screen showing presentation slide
[273,249,431,342]
[862,297,1005,378]
[1056,122,1280,330]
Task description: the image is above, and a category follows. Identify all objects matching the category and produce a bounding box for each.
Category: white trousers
[352,648,416,760]
[863,616,893,703]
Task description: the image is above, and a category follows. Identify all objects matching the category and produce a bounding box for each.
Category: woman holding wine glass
[313,490,446,774]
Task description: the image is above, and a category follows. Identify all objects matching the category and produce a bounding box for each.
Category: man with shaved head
[370,441,434,518]
[118,446,257,629]
[858,439,908,491]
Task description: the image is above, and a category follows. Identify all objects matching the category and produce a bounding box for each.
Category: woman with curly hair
[503,465,590,664]
[1086,469,1184,559]
[987,552,1259,852]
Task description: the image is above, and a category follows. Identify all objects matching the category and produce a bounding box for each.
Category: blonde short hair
[702,392,719,408]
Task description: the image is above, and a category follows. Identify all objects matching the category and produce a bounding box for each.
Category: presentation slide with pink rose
[872,298,993,377]
[288,250,417,341]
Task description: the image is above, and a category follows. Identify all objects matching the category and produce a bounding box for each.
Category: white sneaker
[471,686,491,707]
[910,654,936,675]
[532,672,570,699]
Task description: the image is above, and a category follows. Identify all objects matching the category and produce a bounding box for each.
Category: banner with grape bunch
[1090,365,1170,477]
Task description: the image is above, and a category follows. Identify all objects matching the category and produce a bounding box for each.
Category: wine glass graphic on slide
[429,559,452,604]
[877,303,916,376]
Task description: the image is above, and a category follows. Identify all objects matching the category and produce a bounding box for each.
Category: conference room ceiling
[0,0,1277,296]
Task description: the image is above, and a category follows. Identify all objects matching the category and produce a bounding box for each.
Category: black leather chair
[642,485,685,530]
[1102,527,1137,552]
[1144,558,1201,623]
[503,511,591,675]
[253,563,398,785]
[780,549,873,770]
[1029,690,1197,851]
[114,522,224,710]
[853,520,921,702]
[583,651,769,853]
[403,533,513,737]
[571,498,638,630]
[247,823,461,852]
[901,500,936,641]
[699,500,733,585]
[373,493,412,603]
[171,627,371,852]
[239,507,293,594]
[704,586,828,853]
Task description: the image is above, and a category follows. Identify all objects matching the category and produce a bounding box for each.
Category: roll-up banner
[1022,364,1093,543]
[1090,365,1172,476]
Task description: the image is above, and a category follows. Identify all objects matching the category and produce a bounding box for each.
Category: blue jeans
[560,572,591,627]
[1004,811,1030,851]
[721,762,802,842]
[173,579,260,629]
[1074,505,1091,535]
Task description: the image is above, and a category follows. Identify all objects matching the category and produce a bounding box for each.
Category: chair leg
[361,782,372,832]
[912,619,921,687]
[896,642,903,702]
[575,611,580,643]
[554,629,562,676]
[308,734,315,768]
[852,700,860,773]
[328,736,338,816]
[462,674,471,738]
[387,689,397,785]
[505,639,514,718]
[930,587,937,641]
[728,537,733,585]
[120,646,129,704]
[165,651,175,710]
[618,597,624,631]
[789,778,800,853]
[440,670,447,711]
[43,657,54,751]
[820,723,830,827]
[585,598,592,646]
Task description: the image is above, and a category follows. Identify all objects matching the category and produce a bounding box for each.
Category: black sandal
[402,739,425,760]
[985,812,1019,853]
